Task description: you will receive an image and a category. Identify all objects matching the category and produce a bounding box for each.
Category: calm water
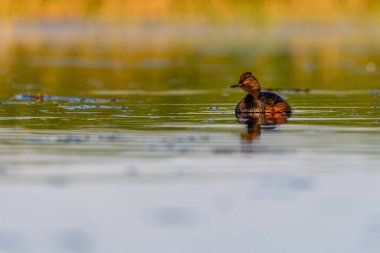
[0,23,380,253]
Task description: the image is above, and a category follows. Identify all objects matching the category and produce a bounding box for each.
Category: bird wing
[259,92,285,105]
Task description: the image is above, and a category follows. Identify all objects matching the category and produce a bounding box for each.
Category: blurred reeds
[1,0,380,95]
[1,0,380,49]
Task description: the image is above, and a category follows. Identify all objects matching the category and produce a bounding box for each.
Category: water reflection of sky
[0,169,380,253]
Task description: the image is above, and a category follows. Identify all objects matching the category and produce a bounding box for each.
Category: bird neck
[249,90,260,99]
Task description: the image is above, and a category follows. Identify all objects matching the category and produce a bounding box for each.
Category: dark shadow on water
[236,112,291,153]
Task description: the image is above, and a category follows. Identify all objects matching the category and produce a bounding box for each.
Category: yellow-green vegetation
[0,0,380,96]
[1,0,380,24]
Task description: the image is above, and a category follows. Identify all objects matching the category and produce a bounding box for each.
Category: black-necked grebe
[231,72,292,114]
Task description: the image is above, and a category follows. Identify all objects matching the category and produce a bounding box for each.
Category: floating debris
[12,94,123,103]
[208,106,220,111]
[98,135,122,141]
[12,134,127,145]
[12,94,43,101]
[28,135,90,143]
[58,105,124,110]
[57,136,90,143]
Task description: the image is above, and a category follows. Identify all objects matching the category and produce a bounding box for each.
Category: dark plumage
[231,72,292,115]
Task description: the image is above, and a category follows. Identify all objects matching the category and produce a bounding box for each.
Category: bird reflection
[236,112,291,153]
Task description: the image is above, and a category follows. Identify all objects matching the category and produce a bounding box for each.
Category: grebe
[231,72,292,115]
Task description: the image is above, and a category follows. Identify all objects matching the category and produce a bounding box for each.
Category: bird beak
[230,84,240,88]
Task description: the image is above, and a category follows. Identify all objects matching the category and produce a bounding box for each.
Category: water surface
[0,23,380,253]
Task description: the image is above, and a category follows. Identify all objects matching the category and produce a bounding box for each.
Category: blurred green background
[0,0,380,96]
